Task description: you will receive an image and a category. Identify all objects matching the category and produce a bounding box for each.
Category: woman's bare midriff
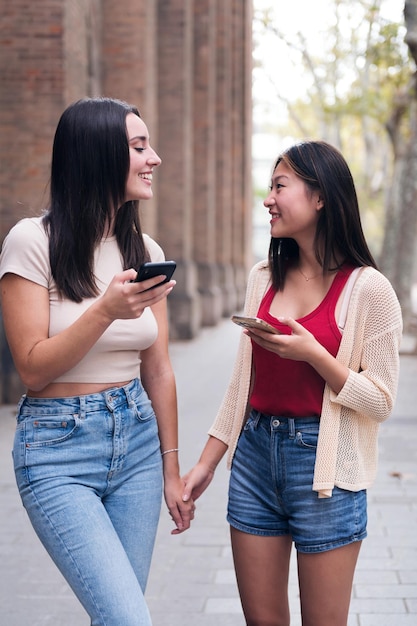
[27,381,133,399]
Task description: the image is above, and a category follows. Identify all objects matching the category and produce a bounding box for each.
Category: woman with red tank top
[182,141,402,626]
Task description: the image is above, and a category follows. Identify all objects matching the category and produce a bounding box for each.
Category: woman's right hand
[98,268,176,323]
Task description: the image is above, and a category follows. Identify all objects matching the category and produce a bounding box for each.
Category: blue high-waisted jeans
[13,378,163,626]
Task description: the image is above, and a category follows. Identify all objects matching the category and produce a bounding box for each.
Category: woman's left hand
[247,317,349,393]
[163,475,196,535]
[246,317,322,364]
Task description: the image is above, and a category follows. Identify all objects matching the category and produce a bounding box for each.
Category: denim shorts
[227,410,367,553]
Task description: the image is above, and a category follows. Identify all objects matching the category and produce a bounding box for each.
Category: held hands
[165,463,215,535]
[99,269,176,322]
[174,437,226,533]
[163,474,196,535]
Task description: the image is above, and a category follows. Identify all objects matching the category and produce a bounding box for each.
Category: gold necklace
[297,266,322,281]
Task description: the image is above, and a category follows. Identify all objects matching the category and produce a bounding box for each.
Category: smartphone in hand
[133,261,176,288]
[231,315,280,334]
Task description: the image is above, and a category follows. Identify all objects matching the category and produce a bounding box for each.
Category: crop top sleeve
[0,216,166,383]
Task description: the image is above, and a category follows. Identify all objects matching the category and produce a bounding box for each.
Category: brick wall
[0,1,65,235]
[0,0,253,400]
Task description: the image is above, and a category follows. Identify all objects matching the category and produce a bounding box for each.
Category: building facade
[0,0,253,401]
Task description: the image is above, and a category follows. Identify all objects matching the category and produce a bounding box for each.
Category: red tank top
[250,267,354,417]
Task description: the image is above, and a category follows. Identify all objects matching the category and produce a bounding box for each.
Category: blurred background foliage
[251,0,417,334]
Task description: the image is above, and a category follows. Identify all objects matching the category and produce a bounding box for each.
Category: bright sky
[252,0,405,122]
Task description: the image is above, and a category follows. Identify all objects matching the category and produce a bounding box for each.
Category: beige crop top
[0,216,165,383]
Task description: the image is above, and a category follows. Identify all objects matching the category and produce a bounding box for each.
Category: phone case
[231,315,279,334]
[133,261,176,284]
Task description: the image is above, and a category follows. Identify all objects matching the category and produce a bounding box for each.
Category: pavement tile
[352,569,399,585]
[350,597,407,613]
[406,598,417,611]
[355,584,417,598]
[359,618,416,626]
[205,597,242,614]
[399,571,417,583]
[214,569,237,584]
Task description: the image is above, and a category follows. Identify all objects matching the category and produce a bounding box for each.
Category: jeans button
[272,419,280,427]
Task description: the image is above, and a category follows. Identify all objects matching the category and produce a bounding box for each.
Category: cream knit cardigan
[208,261,403,498]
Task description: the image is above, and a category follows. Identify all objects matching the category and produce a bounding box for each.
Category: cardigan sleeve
[208,261,270,451]
[314,268,402,497]
[207,332,252,445]
[329,270,402,423]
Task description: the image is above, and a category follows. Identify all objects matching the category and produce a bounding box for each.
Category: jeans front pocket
[295,429,319,449]
[132,386,157,423]
[23,413,81,448]
[135,404,156,423]
[13,412,83,487]
[243,409,262,432]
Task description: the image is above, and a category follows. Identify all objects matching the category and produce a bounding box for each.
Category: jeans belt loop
[79,395,86,420]
[288,418,296,438]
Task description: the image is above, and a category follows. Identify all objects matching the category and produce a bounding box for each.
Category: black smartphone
[133,261,176,288]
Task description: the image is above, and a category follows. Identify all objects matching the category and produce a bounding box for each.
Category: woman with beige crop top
[0,97,194,626]
[182,141,402,626]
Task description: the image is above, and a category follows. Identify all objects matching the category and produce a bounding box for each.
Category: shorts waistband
[249,410,320,433]
[252,410,320,422]
[18,378,141,415]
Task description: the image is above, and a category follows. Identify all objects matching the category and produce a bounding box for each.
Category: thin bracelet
[161,448,179,456]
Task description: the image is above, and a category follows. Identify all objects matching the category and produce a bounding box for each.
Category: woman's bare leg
[231,527,293,626]
[297,541,362,626]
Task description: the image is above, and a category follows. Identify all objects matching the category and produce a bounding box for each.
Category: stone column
[215,0,237,316]
[230,0,253,308]
[101,0,159,235]
[0,0,66,237]
[156,0,201,339]
[192,0,223,326]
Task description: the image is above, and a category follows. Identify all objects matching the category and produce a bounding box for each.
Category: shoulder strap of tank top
[338,267,362,330]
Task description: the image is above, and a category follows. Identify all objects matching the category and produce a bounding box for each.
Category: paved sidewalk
[0,319,416,625]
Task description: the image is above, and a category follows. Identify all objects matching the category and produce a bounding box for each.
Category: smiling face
[263,160,323,244]
[124,113,161,202]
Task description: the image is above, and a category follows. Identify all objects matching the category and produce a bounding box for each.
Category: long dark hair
[268,140,378,290]
[43,97,150,302]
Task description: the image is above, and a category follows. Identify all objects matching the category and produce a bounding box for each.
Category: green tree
[391,0,417,333]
